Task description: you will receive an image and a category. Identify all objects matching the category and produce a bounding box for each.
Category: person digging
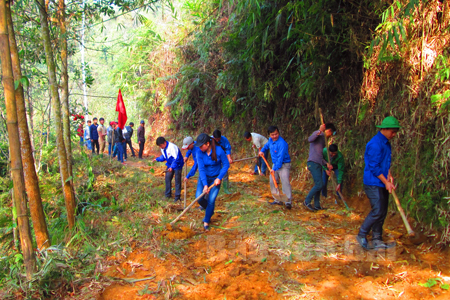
[303,122,336,211]
[321,144,345,203]
[259,125,293,209]
[192,133,230,231]
[356,116,400,250]
[244,131,268,176]
[153,137,184,203]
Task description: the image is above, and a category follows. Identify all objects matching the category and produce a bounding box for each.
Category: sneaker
[198,206,205,211]
[270,200,283,205]
[302,201,316,212]
[314,205,324,210]
[285,203,292,210]
[356,235,372,250]
[373,239,396,250]
[124,159,127,161]
[174,198,181,203]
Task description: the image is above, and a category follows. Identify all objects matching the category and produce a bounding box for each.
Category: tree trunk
[58,0,73,180]
[36,0,76,229]
[0,0,36,279]
[26,86,36,155]
[6,2,50,250]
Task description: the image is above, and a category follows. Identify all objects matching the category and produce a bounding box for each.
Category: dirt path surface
[71,156,450,299]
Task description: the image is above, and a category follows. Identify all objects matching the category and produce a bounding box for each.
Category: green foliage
[431,55,450,112]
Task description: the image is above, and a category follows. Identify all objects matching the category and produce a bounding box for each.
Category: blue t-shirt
[197,145,230,184]
[261,136,291,171]
[363,131,392,188]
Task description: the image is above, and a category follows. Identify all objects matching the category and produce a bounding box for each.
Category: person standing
[124,122,136,157]
[77,120,84,146]
[137,120,145,159]
[114,122,126,164]
[84,120,92,150]
[107,121,114,157]
[259,126,293,209]
[192,133,230,231]
[90,117,100,155]
[153,137,184,202]
[182,136,200,179]
[244,131,268,175]
[321,144,345,202]
[303,122,336,211]
[212,129,232,194]
[357,116,400,250]
[97,118,107,157]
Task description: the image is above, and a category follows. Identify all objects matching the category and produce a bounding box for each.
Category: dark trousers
[321,169,343,198]
[116,142,124,163]
[123,142,127,159]
[254,149,268,175]
[358,185,389,240]
[305,161,324,207]
[91,139,99,154]
[126,140,135,157]
[165,169,182,200]
[139,140,145,158]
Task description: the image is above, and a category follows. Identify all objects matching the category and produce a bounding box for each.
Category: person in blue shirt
[89,117,99,155]
[212,129,233,194]
[193,133,230,231]
[153,137,184,202]
[259,126,292,209]
[181,136,200,179]
[303,122,336,212]
[357,116,400,251]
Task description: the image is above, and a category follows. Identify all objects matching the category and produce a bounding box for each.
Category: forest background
[0,0,450,297]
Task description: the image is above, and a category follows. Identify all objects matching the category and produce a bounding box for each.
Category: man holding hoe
[357,116,400,250]
[259,126,292,209]
[154,137,184,203]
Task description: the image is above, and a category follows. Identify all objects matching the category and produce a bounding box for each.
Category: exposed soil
[68,154,450,300]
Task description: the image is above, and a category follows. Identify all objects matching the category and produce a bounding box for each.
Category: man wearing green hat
[357,116,400,250]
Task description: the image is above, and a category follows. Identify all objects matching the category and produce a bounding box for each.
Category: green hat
[376,116,401,129]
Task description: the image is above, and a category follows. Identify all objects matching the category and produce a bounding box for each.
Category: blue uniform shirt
[197,145,230,184]
[212,136,231,155]
[156,141,184,170]
[363,131,392,188]
[261,136,291,171]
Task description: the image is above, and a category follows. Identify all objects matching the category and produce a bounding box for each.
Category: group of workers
[151,115,401,251]
[77,118,146,162]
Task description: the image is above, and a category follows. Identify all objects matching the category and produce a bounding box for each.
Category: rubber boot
[223,180,232,194]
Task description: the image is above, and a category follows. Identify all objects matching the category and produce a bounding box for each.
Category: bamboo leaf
[388,31,396,50]
[287,23,293,40]
[393,27,401,49]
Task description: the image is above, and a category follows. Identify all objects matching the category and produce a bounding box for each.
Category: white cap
[182,136,194,150]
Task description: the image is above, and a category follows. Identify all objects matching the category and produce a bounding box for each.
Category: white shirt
[251,132,268,149]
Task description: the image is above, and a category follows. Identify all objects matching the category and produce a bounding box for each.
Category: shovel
[260,154,289,203]
[254,149,262,175]
[171,183,216,225]
[391,188,426,245]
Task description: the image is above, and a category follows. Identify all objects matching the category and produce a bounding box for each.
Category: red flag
[116,89,127,129]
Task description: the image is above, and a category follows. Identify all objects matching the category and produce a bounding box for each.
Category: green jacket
[322,148,345,184]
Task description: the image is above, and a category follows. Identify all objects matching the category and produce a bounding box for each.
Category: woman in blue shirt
[192,133,230,231]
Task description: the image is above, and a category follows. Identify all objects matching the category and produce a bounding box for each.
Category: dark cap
[129,122,134,126]
[140,120,145,124]
[196,133,211,147]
